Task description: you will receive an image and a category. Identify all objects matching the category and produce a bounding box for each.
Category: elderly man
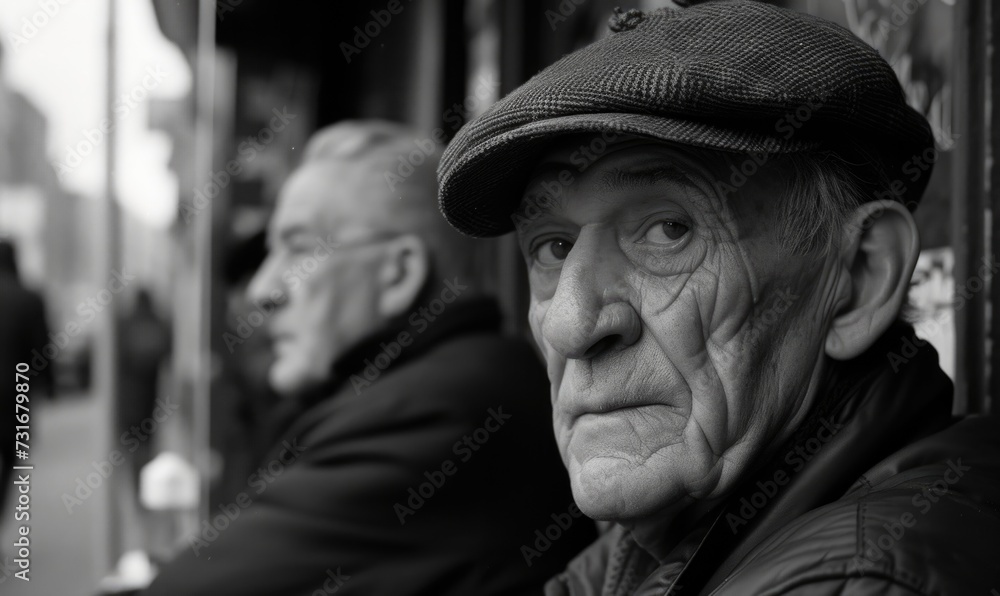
[438,2,1000,594]
[142,120,594,595]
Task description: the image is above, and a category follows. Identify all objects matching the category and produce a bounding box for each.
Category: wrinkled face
[247,163,387,396]
[516,139,832,523]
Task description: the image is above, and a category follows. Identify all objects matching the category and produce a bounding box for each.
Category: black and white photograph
[0,0,997,594]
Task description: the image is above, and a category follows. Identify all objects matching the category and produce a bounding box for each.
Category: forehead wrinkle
[596,160,732,220]
[269,205,320,246]
[598,163,697,193]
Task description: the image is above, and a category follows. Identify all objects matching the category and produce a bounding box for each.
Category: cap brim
[438,112,817,238]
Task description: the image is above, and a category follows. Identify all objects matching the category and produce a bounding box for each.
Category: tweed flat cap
[438,0,935,237]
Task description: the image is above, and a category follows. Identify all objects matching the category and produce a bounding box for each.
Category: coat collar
[262,296,502,451]
[289,296,502,408]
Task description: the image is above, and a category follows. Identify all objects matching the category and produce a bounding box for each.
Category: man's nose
[246,254,285,308]
[540,229,641,360]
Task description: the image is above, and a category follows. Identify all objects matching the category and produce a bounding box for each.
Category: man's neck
[624,495,722,563]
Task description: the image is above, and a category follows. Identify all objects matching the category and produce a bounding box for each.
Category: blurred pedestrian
[117,287,172,494]
[0,239,52,525]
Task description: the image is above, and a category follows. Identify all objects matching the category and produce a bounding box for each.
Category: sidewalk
[1,394,100,595]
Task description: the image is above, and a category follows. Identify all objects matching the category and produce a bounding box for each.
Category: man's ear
[377,234,429,319]
[825,200,920,360]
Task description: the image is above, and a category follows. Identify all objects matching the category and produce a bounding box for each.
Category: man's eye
[284,238,317,255]
[533,239,574,266]
[642,220,690,244]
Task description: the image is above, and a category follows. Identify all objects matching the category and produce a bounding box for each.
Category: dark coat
[544,323,1000,595]
[0,271,52,395]
[0,266,52,518]
[144,298,595,595]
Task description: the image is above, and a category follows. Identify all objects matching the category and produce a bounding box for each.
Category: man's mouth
[270,331,294,349]
[563,396,669,422]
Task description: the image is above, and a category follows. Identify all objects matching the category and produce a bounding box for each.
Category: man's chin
[569,456,686,522]
[268,361,312,397]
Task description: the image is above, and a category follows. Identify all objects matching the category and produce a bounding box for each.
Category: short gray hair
[299,120,481,284]
[708,146,893,257]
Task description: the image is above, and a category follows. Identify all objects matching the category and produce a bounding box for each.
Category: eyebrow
[267,224,313,249]
[515,159,711,228]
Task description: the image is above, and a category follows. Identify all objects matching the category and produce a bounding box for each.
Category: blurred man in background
[0,239,52,528]
[142,120,594,596]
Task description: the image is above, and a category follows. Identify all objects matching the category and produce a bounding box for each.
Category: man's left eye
[642,220,690,244]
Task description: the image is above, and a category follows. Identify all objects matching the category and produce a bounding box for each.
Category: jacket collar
[261,296,502,452]
[291,296,502,408]
[626,322,954,595]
